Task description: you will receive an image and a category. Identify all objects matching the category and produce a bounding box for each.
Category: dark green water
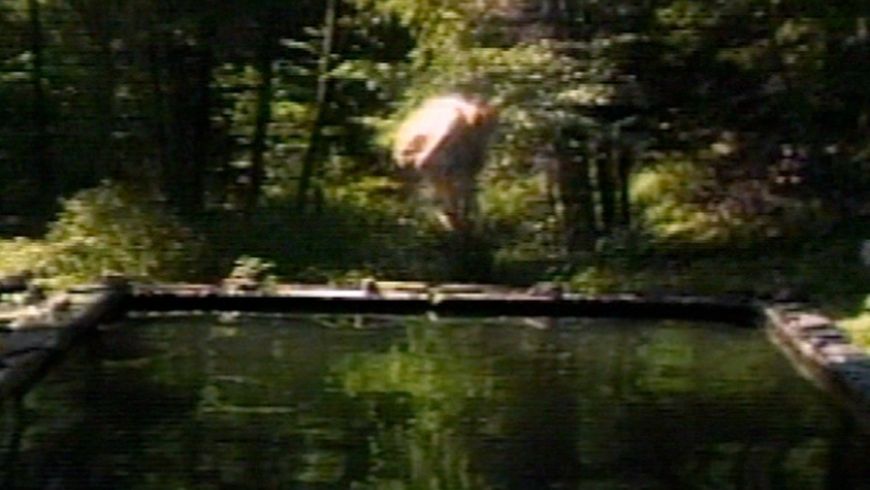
[2,316,869,489]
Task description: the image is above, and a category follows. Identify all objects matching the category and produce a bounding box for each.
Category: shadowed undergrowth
[1,182,867,350]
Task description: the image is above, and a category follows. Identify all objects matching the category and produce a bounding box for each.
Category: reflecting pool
[2,316,869,489]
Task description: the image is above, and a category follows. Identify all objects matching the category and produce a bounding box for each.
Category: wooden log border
[763,304,870,428]
[2,279,869,424]
[124,286,761,325]
[0,287,127,400]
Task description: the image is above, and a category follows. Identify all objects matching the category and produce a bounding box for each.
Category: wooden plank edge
[0,289,127,399]
[123,291,761,326]
[764,306,870,429]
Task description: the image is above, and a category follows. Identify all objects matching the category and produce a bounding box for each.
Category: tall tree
[162,11,216,213]
[296,0,339,212]
[246,11,277,212]
[28,0,53,198]
[66,0,119,178]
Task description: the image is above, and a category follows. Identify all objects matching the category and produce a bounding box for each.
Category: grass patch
[564,233,869,350]
[841,311,870,347]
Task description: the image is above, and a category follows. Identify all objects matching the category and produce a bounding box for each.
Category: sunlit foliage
[0,182,199,286]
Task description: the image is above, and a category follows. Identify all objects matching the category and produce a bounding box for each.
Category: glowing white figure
[393,95,497,230]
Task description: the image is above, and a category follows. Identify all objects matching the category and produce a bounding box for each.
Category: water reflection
[1,316,868,489]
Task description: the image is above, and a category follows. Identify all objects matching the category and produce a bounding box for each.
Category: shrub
[632,158,724,243]
[631,155,832,245]
[224,255,278,291]
[0,237,53,276]
[0,182,201,287]
[325,176,410,224]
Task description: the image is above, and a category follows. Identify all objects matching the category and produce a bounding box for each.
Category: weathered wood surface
[124,283,761,326]
[0,288,126,399]
[765,305,870,428]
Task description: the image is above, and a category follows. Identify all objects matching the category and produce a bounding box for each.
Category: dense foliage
[0,1,867,330]
[0,182,199,286]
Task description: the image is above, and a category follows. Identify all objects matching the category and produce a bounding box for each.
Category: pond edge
[2,279,869,425]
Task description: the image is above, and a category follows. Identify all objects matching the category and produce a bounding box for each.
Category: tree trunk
[147,25,171,196]
[596,137,617,232]
[96,32,118,179]
[66,0,120,182]
[164,40,211,213]
[28,0,53,197]
[617,147,632,227]
[164,44,188,208]
[557,133,597,252]
[164,17,215,214]
[296,0,338,213]
[246,16,276,213]
[187,18,215,213]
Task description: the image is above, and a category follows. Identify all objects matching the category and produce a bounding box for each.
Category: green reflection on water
[1,316,868,489]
